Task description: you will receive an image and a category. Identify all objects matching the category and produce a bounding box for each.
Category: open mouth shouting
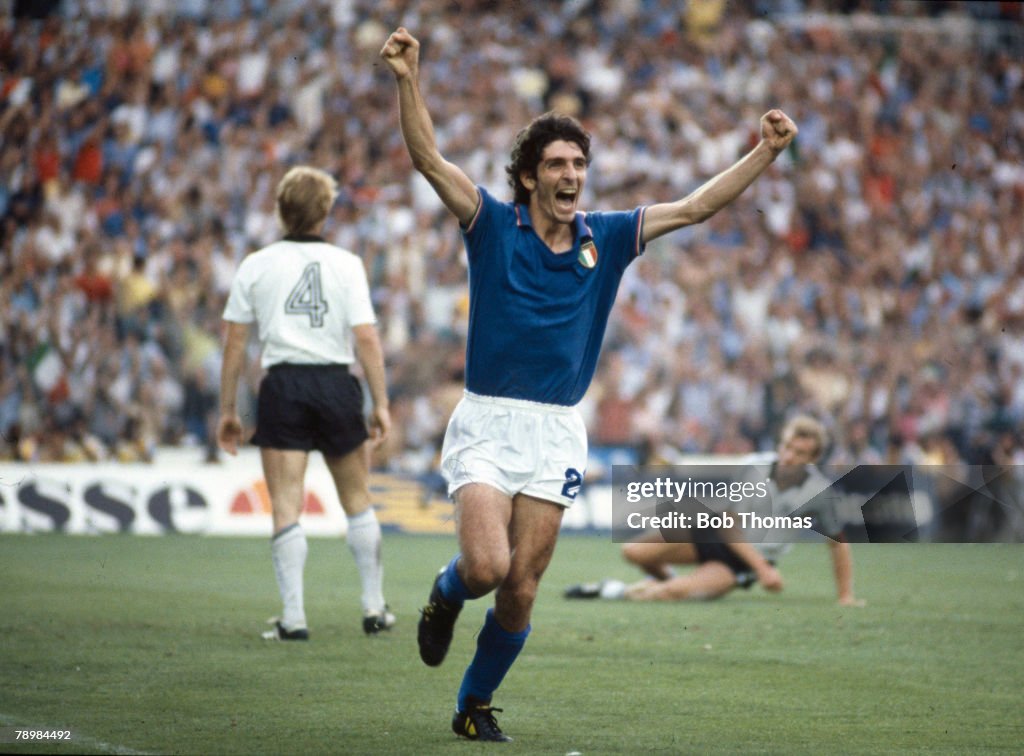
[554,186,578,214]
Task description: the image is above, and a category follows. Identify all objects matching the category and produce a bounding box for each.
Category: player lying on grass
[566,415,866,606]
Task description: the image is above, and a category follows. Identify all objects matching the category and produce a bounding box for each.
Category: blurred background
[1,1,1022,526]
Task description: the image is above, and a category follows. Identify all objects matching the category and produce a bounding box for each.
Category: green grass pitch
[1,533,1022,754]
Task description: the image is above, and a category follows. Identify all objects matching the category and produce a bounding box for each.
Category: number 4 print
[285,262,329,327]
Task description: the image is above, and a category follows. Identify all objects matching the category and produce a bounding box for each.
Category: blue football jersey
[460,186,646,405]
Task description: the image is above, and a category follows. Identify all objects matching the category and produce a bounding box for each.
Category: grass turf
[1,533,1022,754]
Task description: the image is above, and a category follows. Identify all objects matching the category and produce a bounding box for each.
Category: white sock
[271,524,308,630]
[600,579,627,600]
[346,509,385,614]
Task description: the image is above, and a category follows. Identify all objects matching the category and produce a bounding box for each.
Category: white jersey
[735,452,842,563]
[223,237,376,368]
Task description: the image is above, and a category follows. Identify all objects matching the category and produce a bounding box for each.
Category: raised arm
[380,27,479,226]
[641,110,798,244]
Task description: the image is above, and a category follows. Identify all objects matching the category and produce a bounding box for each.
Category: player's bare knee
[271,503,303,533]
[337,490,371,517]
[622,542,655,569]
[495,580,538,624]
[506,579,539,607]
[462,553,510,594]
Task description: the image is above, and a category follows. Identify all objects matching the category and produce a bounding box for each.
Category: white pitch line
[0,713,152,755]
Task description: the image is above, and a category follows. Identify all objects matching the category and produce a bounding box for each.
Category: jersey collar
[283,233,326,243]
[515,204,594,270]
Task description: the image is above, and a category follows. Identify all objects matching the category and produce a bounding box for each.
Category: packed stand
[1,0,1022,503]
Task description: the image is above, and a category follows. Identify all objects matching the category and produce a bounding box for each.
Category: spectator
[0,0,1020,475]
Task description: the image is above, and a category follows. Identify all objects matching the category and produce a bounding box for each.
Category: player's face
[525,139,587,226]
[775,434,819,488]
[778,435,818,466]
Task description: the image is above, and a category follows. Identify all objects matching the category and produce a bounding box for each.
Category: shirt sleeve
[588,206,648,276]
[461,185,501,264]
[345,258,377,327]
[222,260,255,324]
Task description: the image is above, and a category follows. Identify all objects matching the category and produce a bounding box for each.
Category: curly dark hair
[505,112,592,205]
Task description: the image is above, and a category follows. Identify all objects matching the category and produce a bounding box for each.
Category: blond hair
[780,415,828,461]
[275,166,338,236]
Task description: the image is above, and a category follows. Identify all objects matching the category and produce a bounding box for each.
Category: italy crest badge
[578,240,598,269]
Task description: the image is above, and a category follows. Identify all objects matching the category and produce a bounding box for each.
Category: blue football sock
[457,608,530,710]
[437,554,474,606]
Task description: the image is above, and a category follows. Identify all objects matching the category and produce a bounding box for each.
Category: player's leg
[323,442,392,634]
[624,560,737,601]
[452,493,562,742]
[420,392,519,668]
[263,447,309,531]
[262,447,311,638]
[418,482,513,667]
[312,366,390,633]
[565,535,699,598]
[622,537,699,579]
[455,483,514,594]
[495,493,563,629]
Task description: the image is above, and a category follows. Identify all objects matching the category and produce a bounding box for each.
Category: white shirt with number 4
[223,238,376,368]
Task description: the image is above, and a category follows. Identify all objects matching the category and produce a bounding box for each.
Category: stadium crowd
[2,1,1023,490]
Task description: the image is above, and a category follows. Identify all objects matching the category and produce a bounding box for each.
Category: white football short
[440,391,588,508]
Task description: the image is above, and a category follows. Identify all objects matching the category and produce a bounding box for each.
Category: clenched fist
[761,109,798,155]
[380,27,420,80]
